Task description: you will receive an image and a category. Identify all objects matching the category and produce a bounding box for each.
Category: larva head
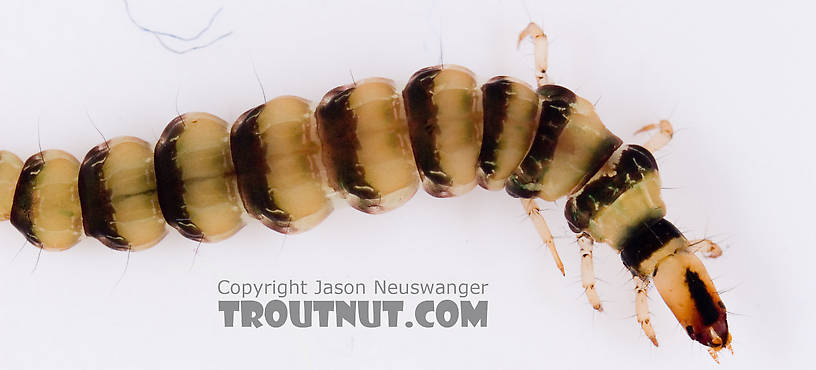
[653,250,731,351]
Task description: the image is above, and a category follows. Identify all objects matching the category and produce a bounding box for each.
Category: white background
[0,0,812,369]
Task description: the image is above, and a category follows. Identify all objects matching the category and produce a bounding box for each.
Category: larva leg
[521,198,564,276]
[635,275,659,347]
[517,22,549,87]
[690,239,723,258]
[577,233,602,311]
[635,119,674,152]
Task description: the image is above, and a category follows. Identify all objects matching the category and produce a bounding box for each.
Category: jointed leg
[521,198,564,276]
[635,119,674,152]
[689,239,723,258]
[578,233,602,311]
[517,22,550,87]
[634,275,659,347]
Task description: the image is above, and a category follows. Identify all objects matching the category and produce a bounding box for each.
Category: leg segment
[690,239,723,258]
[578,233,602,311]
[634,275,659,347]
[521,198,564,276]
[635,119,674,152]
[517,22,549,87]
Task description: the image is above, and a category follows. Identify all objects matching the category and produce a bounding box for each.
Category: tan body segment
[478,77,539,190]
[0,151,23,220]
[80,137,166,251]
[177,113,244,241]
[574,145,667,249]
[587,170,665,248]
[347,79,419,211]
[428,67,483,196]
[232,96,333,233]
[403,65,483,198]
[537,96,621,201]
[104,137,166,249]
[11,150,83,251]
[155,112,244,242]
[316,78,419,213]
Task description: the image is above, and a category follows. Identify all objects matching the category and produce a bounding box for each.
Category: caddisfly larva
[0,22,732,361]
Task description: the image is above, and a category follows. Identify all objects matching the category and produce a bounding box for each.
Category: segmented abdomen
[1,64,619,251]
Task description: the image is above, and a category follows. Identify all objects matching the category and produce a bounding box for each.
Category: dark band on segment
[505,85,575,198]
[316,85,380,205]
[78,143,126,250]
[402,66,449,189]
[154,116,204,241]
[478,77,511,179]
[10,154,45,247]
[565,145,659,232]
[230,105,291,230]
[619,218,682,273]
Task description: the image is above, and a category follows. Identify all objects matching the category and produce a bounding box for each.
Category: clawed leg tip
[517,22,544,49]
[708,348,721,364]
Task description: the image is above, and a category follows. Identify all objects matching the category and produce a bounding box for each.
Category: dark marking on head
[565,145,658,232]
[505,85,575,198]
[686,325,694,336]
[316,84,381,207]
[402,66,452,193]
[10,154,45,248]
[78,142,129,250]
[154,115,205,241]
[231,105,293,233]
[619,218,682,273]
[685,269,721,326]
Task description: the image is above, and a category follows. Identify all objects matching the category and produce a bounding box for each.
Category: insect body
[0,22,731,361]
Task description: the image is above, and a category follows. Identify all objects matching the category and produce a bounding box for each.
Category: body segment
[316,78,419,213]
[78,137,166,251]
[403,65,483,197]
[231,96,333,233]
[506,85,622,200]
[478,77,540,190]
[10,150,83,251]
[154,112,244,242]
